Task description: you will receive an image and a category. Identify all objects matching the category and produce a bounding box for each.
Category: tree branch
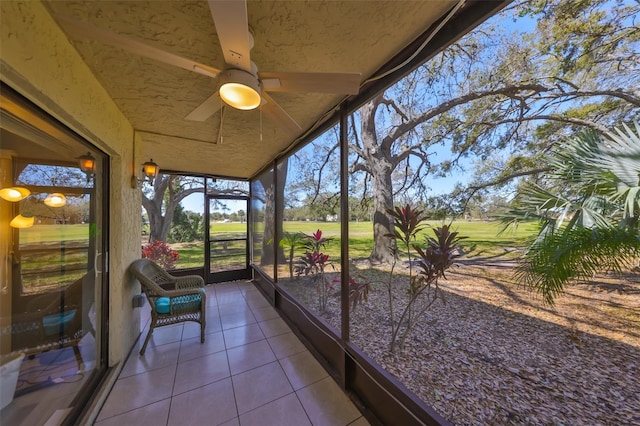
[382,84,550,146]
[311,143,340,204]
[558,89,640,107]
[475,115,610,134]
[380,97,409,122]
[349,161,370,174]
[462,167,551,213]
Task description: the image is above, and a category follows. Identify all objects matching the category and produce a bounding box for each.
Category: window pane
[276,126,342,334]
[209,197,248,272]
[18,193,90,293]
[141,175,205,271]
[250,168,274,278]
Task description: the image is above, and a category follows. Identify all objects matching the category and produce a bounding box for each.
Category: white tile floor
[94,281,369,426]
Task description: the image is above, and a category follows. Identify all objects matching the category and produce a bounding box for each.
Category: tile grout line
[220,285,242,424]
[165,305,191,426]
[273,354,316,426]
[244,285,315,426]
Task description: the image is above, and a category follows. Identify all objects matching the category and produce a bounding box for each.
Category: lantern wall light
[132,159,160,188]
[78,152,96,182]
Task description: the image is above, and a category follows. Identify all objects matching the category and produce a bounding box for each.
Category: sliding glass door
[0,84,108,424]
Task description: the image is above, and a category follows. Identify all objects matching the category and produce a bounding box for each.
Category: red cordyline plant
[142,240,179,270]
[386,204,429,281]
[295,229,335,313]
[306,229,332,252]
[386,204,466,352]
[332,273,371,312]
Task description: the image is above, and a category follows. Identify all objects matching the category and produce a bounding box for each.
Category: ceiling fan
[54,0,362,136]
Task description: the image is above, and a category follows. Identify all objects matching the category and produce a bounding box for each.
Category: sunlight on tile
[296,377,363,426]
[96,282,366,426]
[279,350,329,391]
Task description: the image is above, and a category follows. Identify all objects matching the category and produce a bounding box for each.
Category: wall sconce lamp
[0,187,30,202]
[132,159,160,188]
[78,152,96,182]
[44,193,67,208]
[10,213,35,229]
[142,159,159,183]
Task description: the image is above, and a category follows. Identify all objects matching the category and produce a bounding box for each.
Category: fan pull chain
[218,104,225,144]
[259,104,263,142]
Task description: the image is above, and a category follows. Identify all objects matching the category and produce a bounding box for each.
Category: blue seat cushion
[155,297,171,314]
[155,294,201,314]
[42,309,77,336]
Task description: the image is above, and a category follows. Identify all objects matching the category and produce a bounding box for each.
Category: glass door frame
[205,194,251,283]
[0,82,109,424]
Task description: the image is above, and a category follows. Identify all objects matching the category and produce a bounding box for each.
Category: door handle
[95,251,108,278]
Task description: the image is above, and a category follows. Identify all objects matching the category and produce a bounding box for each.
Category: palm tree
[503,122,640,304]
[279,231,307,279]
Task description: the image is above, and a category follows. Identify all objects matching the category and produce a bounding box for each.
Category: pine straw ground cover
[281,259,640,425]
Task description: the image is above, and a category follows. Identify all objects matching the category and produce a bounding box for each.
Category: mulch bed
[280,259,640,425]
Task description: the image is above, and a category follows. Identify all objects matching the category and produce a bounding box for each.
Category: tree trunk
[259,161,286,266]
[145,195,164,243]
[360,97,396,264]
[148,204,173,242]
[153,199,177,242]
[144,176,173,243]
[149,215,163,242]
[369,162,396,263]
[143,175,204,243]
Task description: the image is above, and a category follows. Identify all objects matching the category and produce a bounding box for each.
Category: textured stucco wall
[0,1,142,367]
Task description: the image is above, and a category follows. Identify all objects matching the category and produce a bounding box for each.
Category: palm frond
[596,122,640,219]
[510,121,640,304]
[517,226,640,305]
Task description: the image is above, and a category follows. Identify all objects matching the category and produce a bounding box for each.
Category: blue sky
[183,193,247,216]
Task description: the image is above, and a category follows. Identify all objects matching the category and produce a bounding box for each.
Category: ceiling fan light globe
[10,213,35,229]
[0,187,30,202]
[219,69,261,110]
[44,193,67,208]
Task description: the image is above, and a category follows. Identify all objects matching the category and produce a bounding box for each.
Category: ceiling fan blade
[208,0,252,72]
[54,14,221,78]
[259,72,362,95]
[261,92,302,136]
[184,92,223,121]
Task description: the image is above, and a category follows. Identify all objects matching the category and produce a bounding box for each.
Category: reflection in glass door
[206,195,250,283]
[0,84,108,424]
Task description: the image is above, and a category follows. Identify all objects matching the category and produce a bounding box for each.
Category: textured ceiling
[43,0,456,179]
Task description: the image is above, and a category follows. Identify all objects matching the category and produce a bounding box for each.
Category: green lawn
[175,219,539,268]
[15,224,90,292]
[281,219,538,259]
[17,220,539,272]
[19,224,89,244]
[171,245,204,268]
